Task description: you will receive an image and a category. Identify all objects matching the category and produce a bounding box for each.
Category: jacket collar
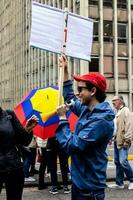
[119,105,125,110]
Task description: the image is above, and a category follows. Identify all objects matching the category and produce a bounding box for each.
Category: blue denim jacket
[56,80,114,190]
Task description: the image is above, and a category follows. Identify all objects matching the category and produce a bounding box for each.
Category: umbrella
[14,86,78,139]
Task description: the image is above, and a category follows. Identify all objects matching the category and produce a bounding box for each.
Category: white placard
[30,2,65,54]
[30,2,93,61]
[66,13,93,60]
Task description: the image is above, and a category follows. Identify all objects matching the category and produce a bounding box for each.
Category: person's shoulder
[6,110,17,119]
[122,106,130,113]
[119,106,130,118]
[6,109,14,114]
[0,108,7,117]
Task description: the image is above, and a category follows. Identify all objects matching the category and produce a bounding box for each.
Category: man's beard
[80,97,90,106]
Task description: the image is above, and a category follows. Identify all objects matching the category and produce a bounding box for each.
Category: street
[1,182,133,200]
[1,144,133,200]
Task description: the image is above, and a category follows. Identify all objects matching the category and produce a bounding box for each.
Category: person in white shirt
[36,137,48,190]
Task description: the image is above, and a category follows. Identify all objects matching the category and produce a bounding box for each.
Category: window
[103,21,113,42]
[117,0,127,9]
[75,0,80,4]
[132,58,133,74]
[89,57,99,72]
[132,24,133,44]
[59,0,62,8]
[103,0,112,7]
[93,21,99,41]
[118,59,128,78]
[88,0,98,6]
[118,23,127,43]
[75,0,80,14]
[131,1,133,10]
[104,56,113,77]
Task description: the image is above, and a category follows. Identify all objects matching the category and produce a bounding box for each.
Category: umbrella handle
[41,111,56,123]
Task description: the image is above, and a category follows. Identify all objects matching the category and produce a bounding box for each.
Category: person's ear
[90,87,96,96]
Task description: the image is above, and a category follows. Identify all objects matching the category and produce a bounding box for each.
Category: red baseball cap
[73,72,107,93]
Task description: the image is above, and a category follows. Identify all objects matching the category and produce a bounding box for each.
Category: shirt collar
[119,105,125,110]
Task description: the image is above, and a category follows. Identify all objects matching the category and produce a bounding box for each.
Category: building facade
[0,0,133,109]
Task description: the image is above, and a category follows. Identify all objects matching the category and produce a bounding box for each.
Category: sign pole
[58,8,68,106]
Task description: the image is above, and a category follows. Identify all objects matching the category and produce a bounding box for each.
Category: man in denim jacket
[55,55,114,200]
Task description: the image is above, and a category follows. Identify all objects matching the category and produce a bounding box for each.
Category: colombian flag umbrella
[14,86,78,139]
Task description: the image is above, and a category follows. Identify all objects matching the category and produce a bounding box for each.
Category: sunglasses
[77,86,88,93]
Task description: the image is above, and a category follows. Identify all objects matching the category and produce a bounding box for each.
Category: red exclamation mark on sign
[64,27,67,43]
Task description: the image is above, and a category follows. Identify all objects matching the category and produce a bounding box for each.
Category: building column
[113,0,118,95]
[127,0,132,110]
[99,0,104,74]
[79,0,89,74]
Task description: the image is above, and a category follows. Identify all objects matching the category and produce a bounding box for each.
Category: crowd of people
[21,135,71,194]
[1,55,133,200]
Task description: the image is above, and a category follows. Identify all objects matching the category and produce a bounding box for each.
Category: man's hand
[25,115,39,133]
[123,141,130,148]
[108,139,113,145]
[56,104,67,120]
[59,54,69,81]
[59,54,68,68]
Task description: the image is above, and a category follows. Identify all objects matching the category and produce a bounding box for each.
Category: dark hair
[118,95,125,106]
[118,95,123,101]
[86,82,106,103]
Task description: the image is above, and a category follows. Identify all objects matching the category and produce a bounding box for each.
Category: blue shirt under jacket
[56,80,115,191]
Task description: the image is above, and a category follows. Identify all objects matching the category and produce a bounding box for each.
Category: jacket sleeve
[56,118,113,155]
[124,108,132,142]
[11,111,33,146]
[63,80,86,117]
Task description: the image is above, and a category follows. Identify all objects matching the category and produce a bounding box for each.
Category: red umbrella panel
[14,86,78,139]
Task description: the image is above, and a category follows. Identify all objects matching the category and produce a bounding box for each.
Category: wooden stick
[58,8,68,106]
